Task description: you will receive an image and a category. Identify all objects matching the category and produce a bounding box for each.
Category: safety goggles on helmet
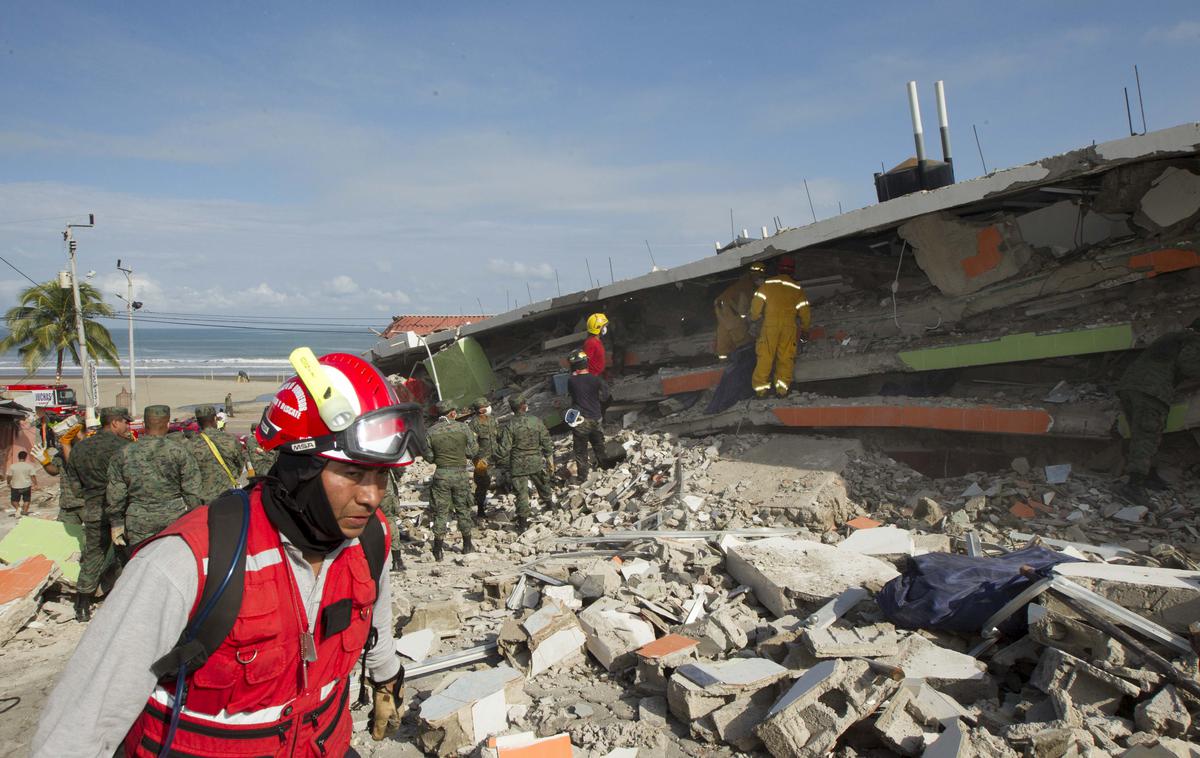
[259,402,426,465]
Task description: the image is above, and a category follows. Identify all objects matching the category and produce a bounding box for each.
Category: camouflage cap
[472,397,489,411]
[435,399,456,416]
[507,395,526,412]
[99,406,133,423]
[195,404,217,419]
[143,404,171,419]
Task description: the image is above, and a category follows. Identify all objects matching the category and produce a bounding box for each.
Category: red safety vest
[122,486,389,757]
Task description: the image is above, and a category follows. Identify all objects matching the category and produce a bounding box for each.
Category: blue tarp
[877,545,1080,635]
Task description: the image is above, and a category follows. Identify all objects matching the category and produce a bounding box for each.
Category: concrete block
[637,695,669,727]
[1028,605,1125,667]
[395,628,435,662]
[1135,686,1191,738]
[666,669,727,721]
[578,598,655,671]
[755,658,899,758]
[875,683,972,756]
[403,600,463,637]
[805,621,904,658]
[725,536,899,617]
[880,634,995,704]
[573,559,622,599]
[497,603,587,678]
[419,665,525,756]
[666,657,787,724]
[542,584,581,610]
[840,526,915,556]
[1051,562,1200,633]
[1030,647,1140,716]
[636,633,698,668]
[709,688,775,751]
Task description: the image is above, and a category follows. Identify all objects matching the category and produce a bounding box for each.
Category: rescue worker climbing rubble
[34,351,421,756]
[713,262,766,359]
[426,399,478,560]
[749,256,812,398]
[583,312,608,376]
[1116,317,1200,503]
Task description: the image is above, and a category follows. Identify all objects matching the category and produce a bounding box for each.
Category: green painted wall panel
[898,324,1134,372]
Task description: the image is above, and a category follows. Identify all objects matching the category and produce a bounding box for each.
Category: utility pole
[64,214,96,426]
[116,259,142,415]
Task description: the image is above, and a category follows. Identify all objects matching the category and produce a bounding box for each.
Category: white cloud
[330,275,359,294]
[485,258,556,281]
[1150,20,1200,42]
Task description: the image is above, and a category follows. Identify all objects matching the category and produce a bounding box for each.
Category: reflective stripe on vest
[122,486,388,757]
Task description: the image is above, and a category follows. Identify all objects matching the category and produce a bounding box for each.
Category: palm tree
[0,280,122,379]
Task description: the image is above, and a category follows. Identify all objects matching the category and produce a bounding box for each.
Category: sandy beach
[57,375,282,436]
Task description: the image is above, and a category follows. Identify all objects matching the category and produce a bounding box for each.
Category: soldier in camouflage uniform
[1115,319,1200,502]
[426,400,478,561]
[106,405,203,549]
[68,406,133,621]
[496,395,556,532]
[245,423,279,477]
[35,443,84,526]
[467,397,497,518]
[187,404,247,503]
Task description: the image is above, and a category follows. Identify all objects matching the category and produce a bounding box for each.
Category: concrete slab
[677,657,789,692]
[1140,167,1200,228]
[395,628,435,663]
[419,665,525,756]
[879,635,994,704]
[805,622,904,658]
[1051,562,1200,633]
[839,526,915,556]
[726,536,899,617]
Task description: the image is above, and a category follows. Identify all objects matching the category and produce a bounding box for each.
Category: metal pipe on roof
[934,80,953,168]
[906,80,926,163]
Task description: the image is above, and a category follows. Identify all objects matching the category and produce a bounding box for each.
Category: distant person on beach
[224,391,234,417]
[187,405,246,503]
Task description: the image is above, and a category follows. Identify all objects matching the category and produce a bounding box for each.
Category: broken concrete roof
[372,123,1200,363]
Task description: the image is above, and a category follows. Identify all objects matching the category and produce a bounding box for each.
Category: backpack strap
[151,489,251,681]
[360,514,386,601]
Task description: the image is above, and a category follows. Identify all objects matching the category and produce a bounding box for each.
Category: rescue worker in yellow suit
[713,262,767,359]
[749,256,812,397]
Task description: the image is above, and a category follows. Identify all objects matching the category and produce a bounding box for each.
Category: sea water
[0,326,381,378]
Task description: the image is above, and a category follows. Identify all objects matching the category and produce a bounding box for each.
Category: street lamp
[64,214,96,426]
[116,259,142,414]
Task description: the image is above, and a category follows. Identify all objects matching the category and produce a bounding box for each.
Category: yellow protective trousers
[753,320,797,395]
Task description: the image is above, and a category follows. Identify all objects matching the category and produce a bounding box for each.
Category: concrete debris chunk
[667,657,788,723]
[1030,647,1140,716]
[395,627,436,663]
[577,598,655,671]
[1134,685,1191,738]
[880,634,995,704]
[572,559,622,599]
[497,602,587,678]
[0,555,60,646]
[542,584,582,610]
[874,682,972,756]
[1027,605,1125,667]
[755,658,900,757]
[725,536,899,617]
[708,687,776,752]
[1050,562,1200,633]
[402,600,463,637]
[805,621,904,658]
[839,525,916,556]
[418,665,526,756]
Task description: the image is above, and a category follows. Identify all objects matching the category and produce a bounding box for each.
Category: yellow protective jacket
[750,274,811,329]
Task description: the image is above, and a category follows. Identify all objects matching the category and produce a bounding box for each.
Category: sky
[1,2,1198,333]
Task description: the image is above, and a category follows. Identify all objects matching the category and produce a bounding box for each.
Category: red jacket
[122,486,388,757]
[583,335,606,376]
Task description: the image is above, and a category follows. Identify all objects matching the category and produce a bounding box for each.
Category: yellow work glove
[370,677,402,741]
[110,525,127,547]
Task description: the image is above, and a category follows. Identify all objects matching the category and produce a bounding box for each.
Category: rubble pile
[338,428,1200,757]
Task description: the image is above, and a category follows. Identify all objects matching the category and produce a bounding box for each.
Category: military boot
[390,549,405,572]
[74,593,92,623]
[515,515,530,533]
[432,536,445,563]
[1118,474,1149,506]
[476,501,487,519]
[1144,468,1170,491]
[462,534,474,554]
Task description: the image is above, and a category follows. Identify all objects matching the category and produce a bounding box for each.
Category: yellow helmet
[586,313,609,335]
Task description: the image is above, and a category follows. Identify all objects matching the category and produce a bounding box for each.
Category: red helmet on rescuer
[255,352,422,467]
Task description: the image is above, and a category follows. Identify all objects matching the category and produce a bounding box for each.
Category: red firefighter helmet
[255,352,423,467]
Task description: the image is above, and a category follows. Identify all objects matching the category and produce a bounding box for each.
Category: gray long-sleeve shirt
[32,531,400,757]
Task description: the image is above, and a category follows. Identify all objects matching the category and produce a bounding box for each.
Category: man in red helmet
[34,352,424,757]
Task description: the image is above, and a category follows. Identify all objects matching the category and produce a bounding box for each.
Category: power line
[0,254,47,289]
[95,313,375,335]
[141,310,391,322]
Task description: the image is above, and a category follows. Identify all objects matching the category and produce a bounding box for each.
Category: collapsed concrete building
[371,123,1200,469]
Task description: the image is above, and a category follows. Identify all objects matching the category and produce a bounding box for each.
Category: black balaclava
[259,452,345,555]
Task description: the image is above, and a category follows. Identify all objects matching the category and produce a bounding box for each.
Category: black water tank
[874,159,955,202]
